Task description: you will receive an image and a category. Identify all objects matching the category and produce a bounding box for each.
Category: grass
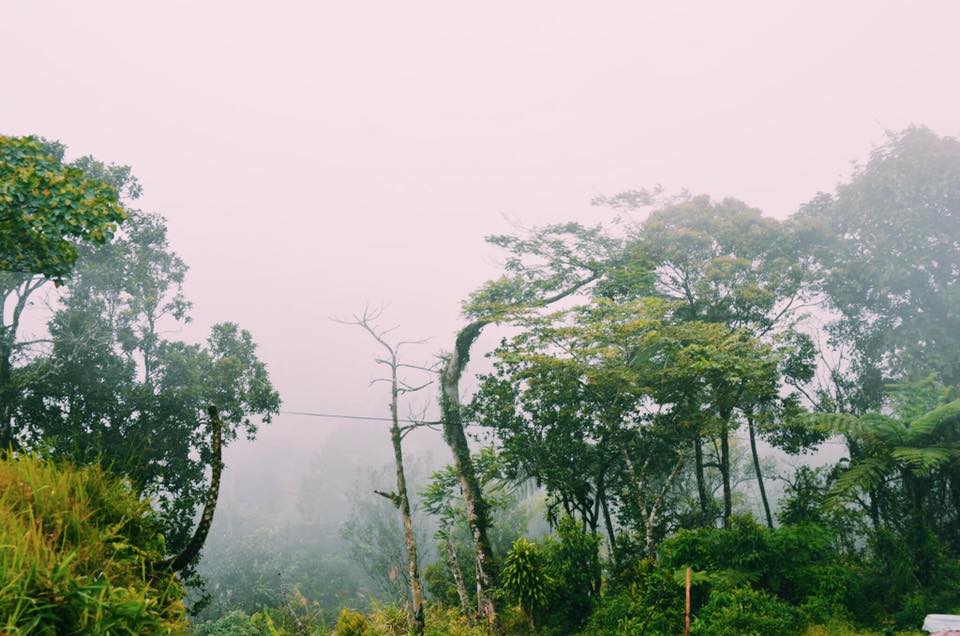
[0,453,187,634]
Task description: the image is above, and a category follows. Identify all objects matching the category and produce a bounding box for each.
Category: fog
[4,0,960,627]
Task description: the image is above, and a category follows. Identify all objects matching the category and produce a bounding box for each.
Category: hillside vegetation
[0,454,187,634]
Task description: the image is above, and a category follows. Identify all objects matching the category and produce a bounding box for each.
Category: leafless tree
[335,305,437,636]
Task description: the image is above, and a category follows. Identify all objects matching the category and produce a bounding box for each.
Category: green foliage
[691,586,800,636]
[501,537,549,624]
[193,610,270,636]
[0,135,127,281]
[11,210,280,565]
[578,559,682,636]
[335,608,370,636]
[327,604,485,636]
[797,126,960,388]
[540,518,601,631]
[0,453,186,633]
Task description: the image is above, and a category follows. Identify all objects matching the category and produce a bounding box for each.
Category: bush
[501,537,549,628]
[335,608,370,635]
[691,586,800,636]
[541,518,601,632]
[192,610,270,636]
[0,454,186,633]
[578,559,683,636]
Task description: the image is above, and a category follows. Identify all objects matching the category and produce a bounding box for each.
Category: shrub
[579,559,683,636]
[542,518,601,632]
[691,586,800,636]
[192,610,271,636]
[0,454,186,633]
[501,537,549,629]
[335,608,370,635]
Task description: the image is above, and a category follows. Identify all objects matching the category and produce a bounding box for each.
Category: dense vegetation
[0,454,186,633]
[2,126,959,635]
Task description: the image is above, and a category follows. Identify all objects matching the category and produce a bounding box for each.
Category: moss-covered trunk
[440,320,501,634]
[389,374,425,636]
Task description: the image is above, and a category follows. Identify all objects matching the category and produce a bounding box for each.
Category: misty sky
[4,2,960,492]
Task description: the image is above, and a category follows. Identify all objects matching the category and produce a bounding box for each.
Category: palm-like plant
[501,537,549,630]
[809,381,960,527]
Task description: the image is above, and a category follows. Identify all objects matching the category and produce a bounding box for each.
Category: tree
[810,378,960,546]
[797,127,960,391]
[0,140,134,448]
[438,222,613,632]
[596,193,813,526]
[12,209,280,568]
[0,135,126,281]
[336,306,435,636]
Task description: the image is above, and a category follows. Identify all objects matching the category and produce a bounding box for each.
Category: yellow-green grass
[0,453,186,634]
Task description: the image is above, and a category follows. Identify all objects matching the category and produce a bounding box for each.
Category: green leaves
[501,538,549,617]
[799,126,960,389]
[0,135,127,281]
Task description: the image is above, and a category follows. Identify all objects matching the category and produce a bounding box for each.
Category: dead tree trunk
[337,308,432,636]
[443,533,473,622]
[388,374,426,635]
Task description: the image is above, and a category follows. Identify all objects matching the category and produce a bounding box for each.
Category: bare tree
[335,306,436,636]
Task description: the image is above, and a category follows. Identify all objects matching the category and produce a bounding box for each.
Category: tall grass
[0,453,187,634]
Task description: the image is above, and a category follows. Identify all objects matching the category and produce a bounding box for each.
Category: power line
[279,409,848,445]
[280,410,438,425]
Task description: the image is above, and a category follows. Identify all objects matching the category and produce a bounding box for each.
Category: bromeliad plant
[501,537,550,631]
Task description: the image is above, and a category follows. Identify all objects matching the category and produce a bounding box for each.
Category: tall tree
[13,209,280,566]
[797,126,960,394]
[336,307,434,636]
[438,222,612,632]
[596,193,811,525]
[0,139,133,447]
[0,135,126,281]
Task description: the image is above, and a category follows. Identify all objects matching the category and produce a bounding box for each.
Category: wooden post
[683,566,692,636]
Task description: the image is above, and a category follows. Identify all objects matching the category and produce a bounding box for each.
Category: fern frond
[892,446,960,476]
[905,399,960,443]
[826,457,891,508]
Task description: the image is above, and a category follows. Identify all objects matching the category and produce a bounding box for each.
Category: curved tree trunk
[440,320,501,634]
[160,405,223,572]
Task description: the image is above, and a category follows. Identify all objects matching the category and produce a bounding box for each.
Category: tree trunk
[694,437,710,520]
[720,425,732,529]
[599,488,618,565]
[747,415,774,529]
[444,534,473,622]
[389,376,425,635]
[0,329,13,449]
[441,320,501,635]
[160,405,223,572]
[0,278,44,451]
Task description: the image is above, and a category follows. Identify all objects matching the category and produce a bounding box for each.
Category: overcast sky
[3,1,960,492]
